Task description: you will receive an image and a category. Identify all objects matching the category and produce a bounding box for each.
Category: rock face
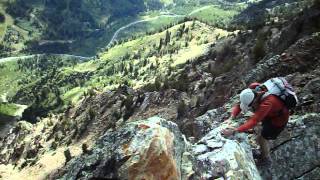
[53,117,189,180]
[192,107,228,139]
[244,34,320,84]
[51,113,264,180]
[260,113,320,179]
[192,127,261,180]
[0,121,33,165]
[0,115,68,169]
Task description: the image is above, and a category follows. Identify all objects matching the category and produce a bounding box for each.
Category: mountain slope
[0,0,320,179]
[9,20,233,123]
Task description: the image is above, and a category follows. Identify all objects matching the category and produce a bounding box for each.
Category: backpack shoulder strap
[271,78,285,94]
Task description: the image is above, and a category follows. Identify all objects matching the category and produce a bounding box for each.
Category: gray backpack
[261,77,298,109]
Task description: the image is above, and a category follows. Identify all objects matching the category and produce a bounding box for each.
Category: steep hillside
[0,0,320,179]
[8,20,233,123]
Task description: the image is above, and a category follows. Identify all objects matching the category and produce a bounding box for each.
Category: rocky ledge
[49,110,319,180]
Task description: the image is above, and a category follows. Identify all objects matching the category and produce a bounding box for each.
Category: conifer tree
[158,38,163,50]
[165,30,171,45]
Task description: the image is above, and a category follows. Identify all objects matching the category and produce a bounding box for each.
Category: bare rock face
[0,121,33,164]
[54,117,190,180]
[0,115,66,169]
[260,113,320,179]
[244,33,320,85]
[52,114,264,180]
[192,107,228,139]
[191,125,261,180]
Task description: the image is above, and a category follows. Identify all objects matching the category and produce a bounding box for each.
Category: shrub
[177,100,187,119]
[252,38,266,62]
[169,73,189,92]
[209,58,239,77]
[185,41,189,47]
[216,40,236,62]
[142,83,156,92]
[0,13,5,23]
[88,107,96,120]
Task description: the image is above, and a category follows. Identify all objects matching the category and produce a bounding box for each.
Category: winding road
[106,13,184,48]
[106,5,214,47]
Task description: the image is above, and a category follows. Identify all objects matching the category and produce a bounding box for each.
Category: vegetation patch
[0,61,24,96]
[0,102,19,117]
[189,5,240,29]
[0,12,5,23]
[89,20,233,91]
[0,11,7,41]
[62,87,86,105]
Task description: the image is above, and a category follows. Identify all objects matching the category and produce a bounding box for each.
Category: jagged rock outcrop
[245,33,320,84]
[298,75,320,112]
[0,116,63,167]
[0,121,33,165]
[192,107,229,139]
[52,117,190,180]
[49,115,265,180]
[1,77,319,180]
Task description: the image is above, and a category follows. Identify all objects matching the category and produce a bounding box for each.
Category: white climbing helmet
[240,88,255,113]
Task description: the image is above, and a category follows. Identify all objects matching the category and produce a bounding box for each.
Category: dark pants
[261,119,286,140]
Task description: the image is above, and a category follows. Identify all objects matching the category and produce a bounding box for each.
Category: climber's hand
[221,127,236,137]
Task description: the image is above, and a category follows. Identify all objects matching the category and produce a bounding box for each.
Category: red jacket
[231,94,289,132]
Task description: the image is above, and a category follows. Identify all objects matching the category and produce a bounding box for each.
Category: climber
[221,81,290,166]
